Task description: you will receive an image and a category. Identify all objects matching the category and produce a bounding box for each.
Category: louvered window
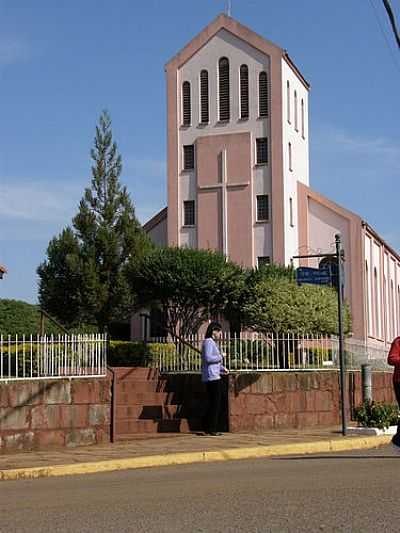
[257,256,270,268]
[287,80,290,123]
[256,137,268,165]
[200,70,209,124]
[301,99,305,138]
[183,145,194,170]
[182,81,191,126]
[183,200,195,226]
[256,195,269,221]
[294,90,298,131]
[288,142,293,171]
[259,71,268,117]
[240,64,249,119]
[218,57,230,121]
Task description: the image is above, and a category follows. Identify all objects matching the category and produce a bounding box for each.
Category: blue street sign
[296,266,332,286]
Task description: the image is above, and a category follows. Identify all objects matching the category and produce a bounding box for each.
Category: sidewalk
[0,428,392,481]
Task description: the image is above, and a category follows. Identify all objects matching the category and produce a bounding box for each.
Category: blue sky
[0,0,399,303]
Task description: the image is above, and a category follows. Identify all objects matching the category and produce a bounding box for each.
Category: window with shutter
[183,200,195,226]
[240,64,249,119]
[287,80,290,123]
[182,81,191,126]
[256,195,269,221]
[294,90,298,131]
[183,145,195,170]
[256,137,268,165]
[218,57,230,121]
[259,71,268,117]
[301,99,305,138]
[200,70,209,124]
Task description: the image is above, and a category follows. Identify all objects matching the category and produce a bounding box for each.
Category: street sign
[296,266,332,286]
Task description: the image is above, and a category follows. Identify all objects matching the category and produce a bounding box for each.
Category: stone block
[44,381,71,404]
[273,413,296,429]
[0,386,8,407]
[72,379,111,404]
[88,404,110,426]
[245,394,266,415]
[296,412,319,428]
[305,391,316,412]
[297,373,320,391]
[253,414,274,431]
[34,430,66,449]
[1,431,35,452]
[272,373,298,393]
[318,411,339,426]
[60,405,89,428]
[7,382,44,407]
[65,428,96,448]
[0,406,30,431]
[315,391,333,412]
[249,374,273,394]
[229,414,255,433]
[95,428,110,444]
[228,394,246,416]
[31,405,60,430]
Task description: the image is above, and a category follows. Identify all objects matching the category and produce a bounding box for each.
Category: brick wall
[228,371,396,432]
[0,378,111,453]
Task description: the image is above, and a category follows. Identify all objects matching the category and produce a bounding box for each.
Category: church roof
[165,13,310,90]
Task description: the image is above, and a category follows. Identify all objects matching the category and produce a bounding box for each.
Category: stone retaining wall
[0,378,111,453]
[228,371,396,432]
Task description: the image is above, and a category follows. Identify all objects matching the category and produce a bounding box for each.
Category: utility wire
[382,0,400,48]
[369,0,400,74]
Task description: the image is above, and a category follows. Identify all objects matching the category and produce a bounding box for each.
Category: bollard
[361,364,372,402]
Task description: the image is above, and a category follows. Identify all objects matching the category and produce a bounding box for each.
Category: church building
[141,14,400,351]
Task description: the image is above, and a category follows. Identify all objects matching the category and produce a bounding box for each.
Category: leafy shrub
[353,400,399,430]
[108,341,177,367]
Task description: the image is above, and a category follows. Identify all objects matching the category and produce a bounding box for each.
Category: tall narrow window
[259,71,268,117]
[256,138,268,165]
[366,262,371,336]
[288,142,292,171]
[240,64,249,119]
[200,70,209,124]
[398,286,400,335]
[257,256,270,268]
[218,57,230,121]
[294,90,298,131]
[289,197,294,227]
[287,80,290,123]
[182,81,191,126]
[301,99,305,138]
[374,267,379,338]
[256,195,269,221]
[183,145,195,170]
[391,280,395,339]
[183,200,195,226]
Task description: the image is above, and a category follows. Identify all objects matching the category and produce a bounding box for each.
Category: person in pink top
[387,337,400,448]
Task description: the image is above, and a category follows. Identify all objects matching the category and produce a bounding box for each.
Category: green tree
[128,246,245,339]
[242,275,351,335]
[38,111,151,331]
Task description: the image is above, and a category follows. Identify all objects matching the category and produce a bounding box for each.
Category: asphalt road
[1,445,400,533]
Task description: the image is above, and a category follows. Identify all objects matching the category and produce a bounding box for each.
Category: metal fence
[155,333,392,373]
[0,334,107,381]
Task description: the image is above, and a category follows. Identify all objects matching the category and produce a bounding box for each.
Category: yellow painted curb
[0,435,392,482]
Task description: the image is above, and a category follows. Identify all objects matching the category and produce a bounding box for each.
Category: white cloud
[312,125,400,169]
[0,180,81,222]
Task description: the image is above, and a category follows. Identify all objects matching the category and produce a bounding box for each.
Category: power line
[368,0,400,75]
[382,0,400,48]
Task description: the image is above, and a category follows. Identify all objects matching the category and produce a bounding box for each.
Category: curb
[0,435,392,482]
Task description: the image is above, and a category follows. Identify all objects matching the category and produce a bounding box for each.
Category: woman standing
[201,322,229,436]
[387,336,400,448]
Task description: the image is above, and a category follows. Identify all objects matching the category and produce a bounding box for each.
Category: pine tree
[38,111,151,331]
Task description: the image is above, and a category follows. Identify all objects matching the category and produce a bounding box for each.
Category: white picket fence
[0,334,107,381]
[155,333,391,373]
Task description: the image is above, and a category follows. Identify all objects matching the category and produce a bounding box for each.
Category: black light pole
[335,234,347,436]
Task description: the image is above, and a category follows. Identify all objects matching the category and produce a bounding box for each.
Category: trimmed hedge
[108,341,177,367]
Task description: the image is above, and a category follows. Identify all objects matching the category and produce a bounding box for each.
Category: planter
[347,425,398,436]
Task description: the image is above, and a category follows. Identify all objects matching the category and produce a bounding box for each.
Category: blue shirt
[201,338,226,382]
